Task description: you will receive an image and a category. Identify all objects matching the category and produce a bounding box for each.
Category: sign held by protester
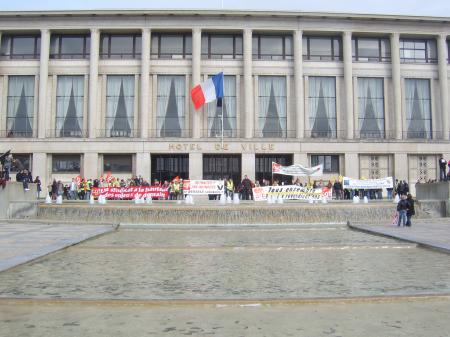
[272,162,323,177]
[252,185,332,201]
[183,180,225,195]
[343,177,393,190]
[91,186,168,200]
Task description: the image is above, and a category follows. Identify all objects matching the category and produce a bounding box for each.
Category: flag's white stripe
[200,78,217,103]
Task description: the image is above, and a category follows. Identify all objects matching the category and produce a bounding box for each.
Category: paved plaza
[0,221,450,336]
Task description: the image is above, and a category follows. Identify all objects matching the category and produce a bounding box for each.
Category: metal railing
[46,129,88,138]
[253,130,297,138]
[96,129,138,138]
[0,130,34,138]
[201,128,244,138]
[149,129,191,138]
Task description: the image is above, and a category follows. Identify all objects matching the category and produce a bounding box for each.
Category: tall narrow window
[357,78,385,138]
[106,75,135,137]
[7,76,35,137]
[156,75,186,137]
[56,76,84,137]
[207,75,237,138]
[308,77,336,138]
[405,79,432,139]
[258,76,287,138]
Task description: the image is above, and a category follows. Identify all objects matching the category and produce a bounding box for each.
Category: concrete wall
[415,182,450,201]
[0,182,38,218]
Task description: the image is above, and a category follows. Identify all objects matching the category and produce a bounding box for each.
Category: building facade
[0,10,449,193]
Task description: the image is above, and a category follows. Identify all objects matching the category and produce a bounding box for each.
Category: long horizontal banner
[272,162,323,177]
[91,186,168,199]
[183,180,225,195]
[252,185,332,202]
[342,176,393,190]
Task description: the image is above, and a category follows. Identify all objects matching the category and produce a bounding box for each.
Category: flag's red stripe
[191,85,206,110]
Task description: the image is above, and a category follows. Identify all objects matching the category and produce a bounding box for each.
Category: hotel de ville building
[1,9,450,194]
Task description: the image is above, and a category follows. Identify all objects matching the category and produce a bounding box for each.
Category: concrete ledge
[348,221,450,254]
[35,202,417,225]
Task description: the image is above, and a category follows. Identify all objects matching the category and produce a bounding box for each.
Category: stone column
[89,28,100,139]
[394,153,408,181]
[140,28,151,139]
[189,152,202,179]
[241,153,255,181]
[294,153,308,166]
[344,153,359,179]
[192,28,201,139]
[391,33,402,140]
[294,30,304,139]
[38,29,50,139]
[32,152,48,192]
[343,31,354,139]
[135,152,151,179]
[438,33,449,140]
[243,29,254,139]
[83,152,99,180]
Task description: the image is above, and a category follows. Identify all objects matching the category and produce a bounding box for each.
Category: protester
[34,176,42,198]
[241,175,252,200]
[397,194,409,227]
[406,194,415,227]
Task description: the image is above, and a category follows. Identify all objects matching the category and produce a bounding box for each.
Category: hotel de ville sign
[168,143,276,152]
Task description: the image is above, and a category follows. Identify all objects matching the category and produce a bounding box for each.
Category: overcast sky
[1,0,450,17]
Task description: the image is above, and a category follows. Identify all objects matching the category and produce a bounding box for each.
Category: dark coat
[407,198,415,216]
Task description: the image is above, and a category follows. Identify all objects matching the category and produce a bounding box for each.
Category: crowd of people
[0,152,42,196]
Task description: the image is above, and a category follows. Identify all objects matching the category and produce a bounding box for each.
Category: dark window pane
[311,155,339,173]
[52,155,81,173]
[110,36,134,55]
[260,36,283,57]
[357,38,379,58]
[285,36,293,56]
[103,155,132,173]
[201,35,208,55]
[12,37,36,55]
[210,35,234,56]
[11,154,31,172]
[160,35,184,55]
[252,36,258,55]
[235,36,243,55]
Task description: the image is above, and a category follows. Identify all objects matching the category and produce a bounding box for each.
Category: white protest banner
[342,176,393,190]
[183,180,225,195]
[272,162,323,177]
[252,185,332,201]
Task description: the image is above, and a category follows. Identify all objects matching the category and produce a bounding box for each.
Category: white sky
[1,0,450,17]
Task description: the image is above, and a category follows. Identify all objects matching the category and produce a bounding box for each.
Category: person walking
[397,194,409,227]
[406,194,415,227]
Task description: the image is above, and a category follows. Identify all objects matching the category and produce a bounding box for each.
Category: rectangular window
[400,38,437,63]
[303,36,342,61]
[207,75,237,138]
[105,75,135,137]
[100,34,141,59]
[156,75,186,137]
[103,154,132,173]
[52,154,81,173]
[203,154,241,184]
[151,154,189,183]
[352,37,390,62]
[7,76,35,137]
[10,154,31,172]
[255,154,293,185]
[50,34,90,59]
[56,76,84,137]
[308,77,336,138]
[151,33,192,59]
[311,155,339,173]
[258,76,287,138]
[357,78,385,138]
[201,33,242,59]
[405,79,432,139]
[252,34,293,60]
[0,35,40,59]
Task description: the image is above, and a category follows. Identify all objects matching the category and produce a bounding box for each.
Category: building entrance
[255,154,293,185]
[151,154,189,184]
[203,154,241,186]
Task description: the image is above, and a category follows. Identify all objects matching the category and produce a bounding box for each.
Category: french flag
[191,72,224,110]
